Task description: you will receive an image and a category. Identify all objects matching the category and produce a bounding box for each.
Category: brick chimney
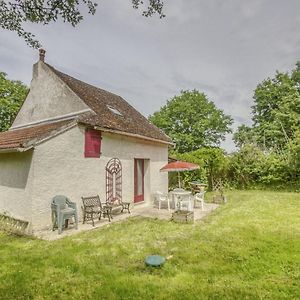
[39,49,46,62]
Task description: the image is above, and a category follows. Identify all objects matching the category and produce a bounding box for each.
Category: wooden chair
[81,195,112,226]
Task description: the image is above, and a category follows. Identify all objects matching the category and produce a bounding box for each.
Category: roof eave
[22,121,77,148]
[0,146,33,153]
[0,121,77,154]
[79,122,174,146]
[97,126,174,146]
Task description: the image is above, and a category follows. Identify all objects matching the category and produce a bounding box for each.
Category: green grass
[0,190,300,299]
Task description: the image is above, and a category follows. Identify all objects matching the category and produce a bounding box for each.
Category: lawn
[0,190,300,300]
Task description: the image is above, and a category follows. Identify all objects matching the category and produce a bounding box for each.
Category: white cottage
[0,50,172,232]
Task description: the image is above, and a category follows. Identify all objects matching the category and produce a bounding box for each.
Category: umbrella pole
[178,172,181,188]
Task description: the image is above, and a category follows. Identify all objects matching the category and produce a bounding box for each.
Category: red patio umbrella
[160,161,200,188]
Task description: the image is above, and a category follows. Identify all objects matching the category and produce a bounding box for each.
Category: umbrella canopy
[160,161,200,188]
[160,161,199,172]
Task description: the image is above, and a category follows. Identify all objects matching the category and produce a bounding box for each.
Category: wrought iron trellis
[106,158,122,205]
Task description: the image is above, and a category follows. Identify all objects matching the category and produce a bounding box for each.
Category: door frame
[134,158,145,203]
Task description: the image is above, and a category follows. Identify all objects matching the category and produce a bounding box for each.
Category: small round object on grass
[145,255,166,267]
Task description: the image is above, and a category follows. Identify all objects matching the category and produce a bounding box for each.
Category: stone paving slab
[35,203,219,241]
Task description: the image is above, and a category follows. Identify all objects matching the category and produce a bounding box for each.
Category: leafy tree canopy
[234,62,300,149]
[149,90,233,153]
[0,0,165,48]
[287,129,300,177]
[175,147,229,190]
[0,72,28,132]
[233,124,255,148]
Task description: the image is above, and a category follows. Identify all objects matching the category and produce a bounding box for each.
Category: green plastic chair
[51,195,78,234]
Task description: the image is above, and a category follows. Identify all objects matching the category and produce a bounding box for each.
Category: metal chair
[81,195,112,226]
[51,195,78,234]
[155,191,170,211]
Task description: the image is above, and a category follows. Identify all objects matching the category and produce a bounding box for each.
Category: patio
[36,202,219,241]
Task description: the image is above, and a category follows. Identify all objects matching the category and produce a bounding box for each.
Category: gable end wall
[12,62,89,128]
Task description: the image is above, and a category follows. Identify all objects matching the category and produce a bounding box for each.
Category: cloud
[0,0,299,151]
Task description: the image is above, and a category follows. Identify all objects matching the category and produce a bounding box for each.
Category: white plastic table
[170,190,193,211]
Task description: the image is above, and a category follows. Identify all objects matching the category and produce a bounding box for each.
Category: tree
[0,72,28,132]
[0,0,165,48]
[234,62,300,150]
[252,70,300,149]
[287,129,300,180]
[291,62,300,89]
[165,147,229,190]
[233,124,255,148]
[149,90,233,153]
[228,144,266,188]
[176,147,229,190]
[230,63,300,190]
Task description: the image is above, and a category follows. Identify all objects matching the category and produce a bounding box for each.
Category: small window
[107,105,123,116]
[84,129,101,158]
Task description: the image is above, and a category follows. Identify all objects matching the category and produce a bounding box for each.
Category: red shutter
[84,129,101,158]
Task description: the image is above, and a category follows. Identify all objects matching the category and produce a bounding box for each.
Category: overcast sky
[1,0,299,151]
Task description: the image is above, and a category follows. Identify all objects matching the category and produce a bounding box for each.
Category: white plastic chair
[179,195,193,211]
[155,191,170,211]
[194,192,206,211]
[171,188,192,210]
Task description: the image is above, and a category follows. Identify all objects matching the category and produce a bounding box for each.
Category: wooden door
[134,159,144,203]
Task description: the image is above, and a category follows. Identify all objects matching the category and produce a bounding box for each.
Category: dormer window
[107,105,123,116]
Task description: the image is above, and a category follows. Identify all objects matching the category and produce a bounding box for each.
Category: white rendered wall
[30,126,168,230]
[12,62,89,128]
[0,151,33,223]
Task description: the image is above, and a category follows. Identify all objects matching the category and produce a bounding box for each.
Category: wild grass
[0,190,299,299]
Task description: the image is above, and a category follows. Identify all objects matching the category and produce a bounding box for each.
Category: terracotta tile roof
[47,64,172,144]
[0,120,74,151]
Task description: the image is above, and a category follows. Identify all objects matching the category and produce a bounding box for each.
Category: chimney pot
[39,49,46,62]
